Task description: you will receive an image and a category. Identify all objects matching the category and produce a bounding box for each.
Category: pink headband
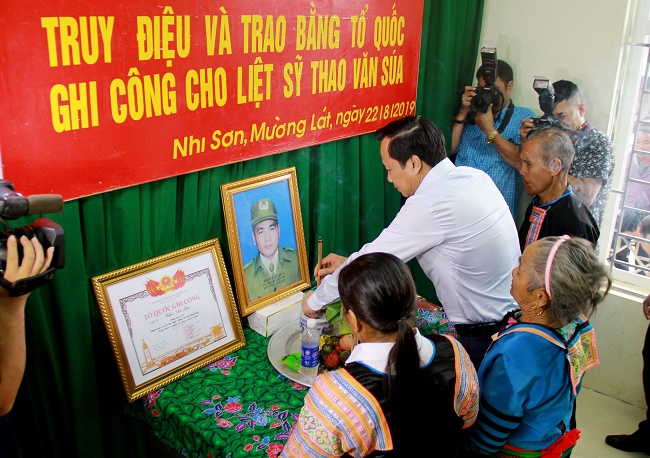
[544,235,570,299]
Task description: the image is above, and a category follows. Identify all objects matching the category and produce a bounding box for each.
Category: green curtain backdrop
[12,1,484,456]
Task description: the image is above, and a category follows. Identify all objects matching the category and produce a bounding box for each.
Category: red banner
[0,1,424,200]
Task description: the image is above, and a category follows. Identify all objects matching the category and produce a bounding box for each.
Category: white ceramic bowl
[299,311,333,336]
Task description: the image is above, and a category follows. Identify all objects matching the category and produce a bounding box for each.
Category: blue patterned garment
[466,318,598,455]
[455,103,535,220]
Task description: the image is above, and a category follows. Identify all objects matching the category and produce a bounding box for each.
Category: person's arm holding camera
[520,118,535,141]
[566,176,602,207]
[475,104,523,170]
[451,86,476,154]
[0,235,53,417]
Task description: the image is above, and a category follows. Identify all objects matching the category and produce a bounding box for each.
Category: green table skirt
[127,327,309,458]
[126,303,455,457]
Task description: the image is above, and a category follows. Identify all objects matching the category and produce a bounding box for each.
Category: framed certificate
[221,167,310,316]
[91,239,245,402]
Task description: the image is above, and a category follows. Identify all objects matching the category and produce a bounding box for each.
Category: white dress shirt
[308,158,520,325]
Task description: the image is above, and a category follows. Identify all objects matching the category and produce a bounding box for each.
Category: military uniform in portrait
[244,247,301,300]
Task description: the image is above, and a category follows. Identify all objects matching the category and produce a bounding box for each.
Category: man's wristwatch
[486,130,499,144]
[453,118,466,124]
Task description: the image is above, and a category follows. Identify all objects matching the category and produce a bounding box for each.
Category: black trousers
[641,323,650,433]
[457,334,493,371]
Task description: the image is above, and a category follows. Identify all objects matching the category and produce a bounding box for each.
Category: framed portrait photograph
[91,239,246,402]
[221,167,310,316]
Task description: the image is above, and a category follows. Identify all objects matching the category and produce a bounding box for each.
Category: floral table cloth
[127,302,455,457]
[127,327,308,458]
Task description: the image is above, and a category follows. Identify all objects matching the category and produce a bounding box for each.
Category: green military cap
[251,197,278,226]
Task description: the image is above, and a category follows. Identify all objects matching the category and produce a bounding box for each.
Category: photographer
[451,57,535,221]
[520,80,615,227]
[0,235,54,457]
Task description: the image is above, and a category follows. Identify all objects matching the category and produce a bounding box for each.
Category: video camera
[529,77,564,132]
[0,180,65,295]
[471,47,504,114]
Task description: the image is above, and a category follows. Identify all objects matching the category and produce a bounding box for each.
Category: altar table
[127,301,454,457]
[127,327,308,458]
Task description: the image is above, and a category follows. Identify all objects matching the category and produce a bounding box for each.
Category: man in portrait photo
[244,197,301,301]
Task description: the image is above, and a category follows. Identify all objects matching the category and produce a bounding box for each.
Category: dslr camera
[529,77,564,131]
[0,180,65,295]
[471,47,503,113]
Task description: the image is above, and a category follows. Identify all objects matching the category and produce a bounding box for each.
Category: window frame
[602,0,650,298]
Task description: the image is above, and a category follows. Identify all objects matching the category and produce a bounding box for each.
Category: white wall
[480,0,646,408]
[479,0,629,132]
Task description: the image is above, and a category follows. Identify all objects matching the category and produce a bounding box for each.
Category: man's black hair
[552,80,581,104]
[375,116,446,168]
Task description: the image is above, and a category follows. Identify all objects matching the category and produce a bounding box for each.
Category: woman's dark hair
[338,252,418,394]
[374,116,446,168]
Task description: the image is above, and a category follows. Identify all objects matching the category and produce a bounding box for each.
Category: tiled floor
[574,387,647,457]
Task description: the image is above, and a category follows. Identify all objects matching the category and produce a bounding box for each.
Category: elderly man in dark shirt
[518,127,599,251]
[521,80,615,227]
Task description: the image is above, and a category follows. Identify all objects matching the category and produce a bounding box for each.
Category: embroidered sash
[497,428,580,457]
[525,205,547,248]
[497,321,599,395]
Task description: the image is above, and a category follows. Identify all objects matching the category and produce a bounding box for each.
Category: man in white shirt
[302,115,521,368]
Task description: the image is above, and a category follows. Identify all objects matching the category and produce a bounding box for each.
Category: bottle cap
[306,318,318,328]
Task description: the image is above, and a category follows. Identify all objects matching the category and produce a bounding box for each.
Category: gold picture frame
[221,167,310,316]
[91,239,245,402]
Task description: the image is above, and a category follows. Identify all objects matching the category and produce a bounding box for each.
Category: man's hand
[314,253,347,280]
[0,235,54,416]
[475,105,496,135]
[643,293,650,320]
[520,118,535,140]
[451,86,478,154]
[455,86,477,121]
[301,290,319,318]
[1,235,54,298]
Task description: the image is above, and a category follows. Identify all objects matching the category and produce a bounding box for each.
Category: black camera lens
[471,85,502,114]
[471,92,492,113]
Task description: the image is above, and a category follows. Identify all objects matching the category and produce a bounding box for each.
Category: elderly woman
[463,235,610,457]
[283,252,479,457]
